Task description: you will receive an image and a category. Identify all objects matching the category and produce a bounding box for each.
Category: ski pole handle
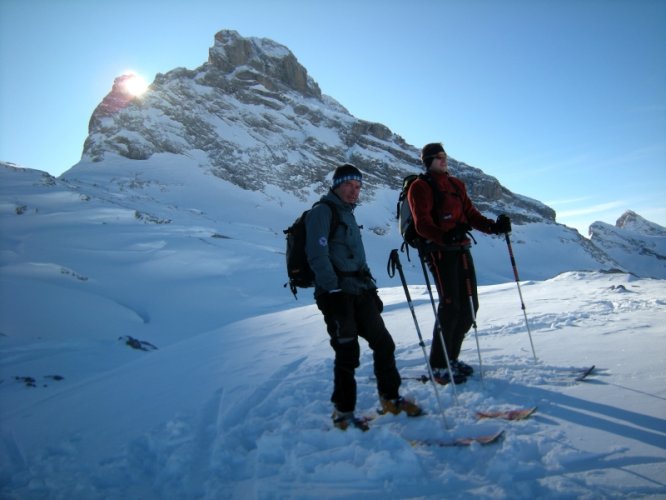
[505,233,521,282]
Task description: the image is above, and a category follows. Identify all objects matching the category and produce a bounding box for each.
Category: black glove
[493,214,512,234]
[372,289,384,313]
[318,290,348,316]
[456,222,471,237]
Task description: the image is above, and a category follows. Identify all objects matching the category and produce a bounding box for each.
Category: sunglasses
[431,153,447,160]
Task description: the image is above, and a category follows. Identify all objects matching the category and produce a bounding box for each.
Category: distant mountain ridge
[590,210,666,279]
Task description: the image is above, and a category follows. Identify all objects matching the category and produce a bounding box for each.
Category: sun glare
[121,72,149,97]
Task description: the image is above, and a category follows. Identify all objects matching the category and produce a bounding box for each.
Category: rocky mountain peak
[87,74,141,133]
[616,210,666,236]
[79,29,553,224]
[208,30,321,99]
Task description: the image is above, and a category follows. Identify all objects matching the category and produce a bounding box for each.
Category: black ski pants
[316,289,401,413]
[426,249,479,370]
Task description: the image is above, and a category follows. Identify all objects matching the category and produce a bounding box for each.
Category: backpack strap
[407,174,472,257]
[314,199,342,238]
[311,199,342,279]
[420,174,475,247]
[398,174,440,261]
[419,173,443,208]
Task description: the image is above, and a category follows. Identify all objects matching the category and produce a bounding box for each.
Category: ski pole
[504,233,537,362]
[461,251,485,385]
[417,249,459,401]
[387,249,450,427]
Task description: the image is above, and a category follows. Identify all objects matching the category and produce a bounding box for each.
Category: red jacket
[407,172,494,247]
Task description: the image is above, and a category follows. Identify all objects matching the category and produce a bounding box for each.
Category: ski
[368,375,431,384]
[476,407,537,421]
[401,374,465,386]
[575,365,595,381]
[411,429,504,448]
[376,408,428,418]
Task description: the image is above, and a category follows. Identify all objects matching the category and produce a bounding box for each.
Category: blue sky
[1,0,664,235]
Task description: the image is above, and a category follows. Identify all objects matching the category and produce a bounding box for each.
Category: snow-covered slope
[2,245,665,497]
[0,156,622,336]
[2,159,666,497]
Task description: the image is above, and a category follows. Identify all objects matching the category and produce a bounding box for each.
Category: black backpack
[397,174,440,251]
[284,200,340,298]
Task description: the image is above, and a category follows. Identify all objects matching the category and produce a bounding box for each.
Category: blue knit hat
[332,164,363,188]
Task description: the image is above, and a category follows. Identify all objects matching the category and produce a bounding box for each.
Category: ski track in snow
[3,326,666,499]
[103,350,659,499]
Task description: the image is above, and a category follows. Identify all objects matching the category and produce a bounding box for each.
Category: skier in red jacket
[407,142,511,384]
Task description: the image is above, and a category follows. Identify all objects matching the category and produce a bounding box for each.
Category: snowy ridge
[590,211,666,279]
[617,210,666,236]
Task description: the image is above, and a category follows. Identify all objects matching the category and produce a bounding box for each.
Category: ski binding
[575,365,596,381]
